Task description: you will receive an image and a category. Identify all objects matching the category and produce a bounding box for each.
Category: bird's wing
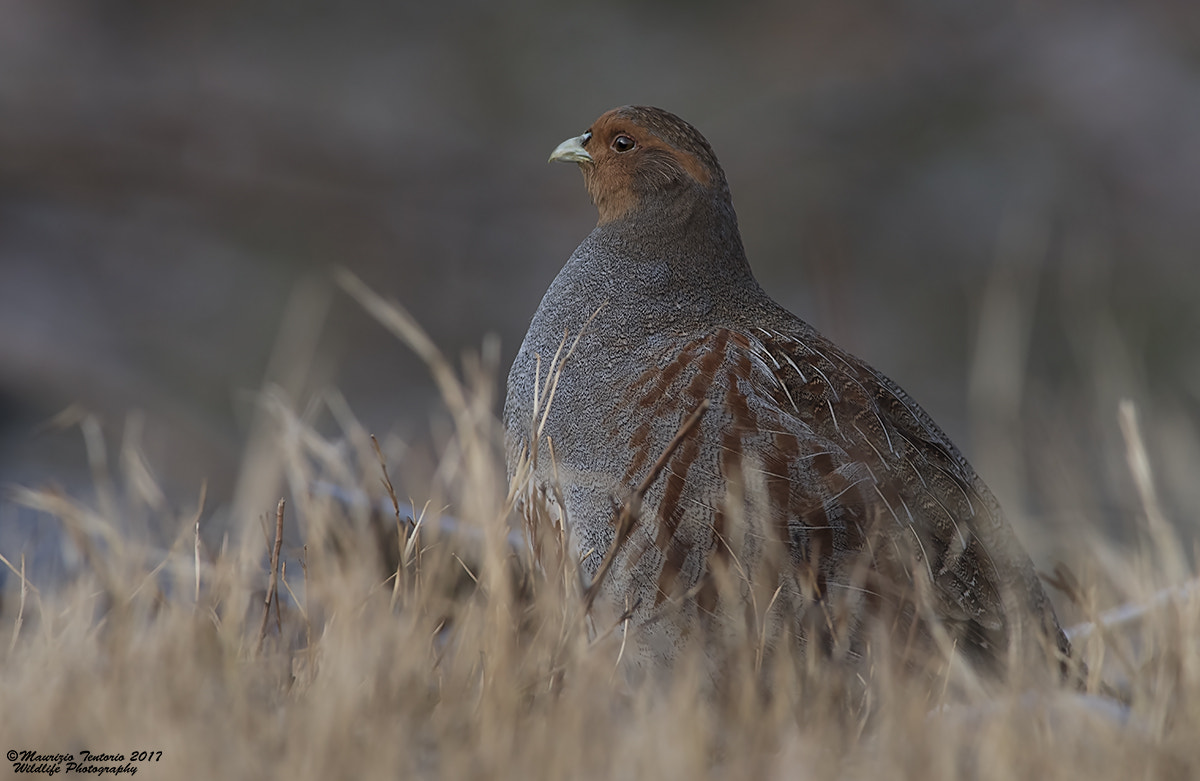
[734,325,1019,663]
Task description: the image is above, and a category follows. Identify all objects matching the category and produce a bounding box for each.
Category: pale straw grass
[0,271,1195,780]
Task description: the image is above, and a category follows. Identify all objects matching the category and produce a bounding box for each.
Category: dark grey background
[2,0,1198,585]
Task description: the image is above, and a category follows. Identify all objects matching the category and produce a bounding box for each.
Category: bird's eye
[612,134,636,153]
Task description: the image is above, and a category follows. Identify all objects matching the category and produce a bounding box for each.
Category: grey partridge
[504,106,1069,684]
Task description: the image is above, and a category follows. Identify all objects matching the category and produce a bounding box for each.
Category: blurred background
[1,0,1198,586]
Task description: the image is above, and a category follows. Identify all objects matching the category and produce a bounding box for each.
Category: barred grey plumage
[505,106,1069,684]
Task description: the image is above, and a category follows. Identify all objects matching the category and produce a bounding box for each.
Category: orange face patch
[578,109,717,225]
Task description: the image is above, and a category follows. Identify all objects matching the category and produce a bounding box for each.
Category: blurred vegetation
[0,289,1195,779]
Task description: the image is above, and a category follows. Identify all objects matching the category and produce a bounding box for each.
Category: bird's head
[549,106,729,226]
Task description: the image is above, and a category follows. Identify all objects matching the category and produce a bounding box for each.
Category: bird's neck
[553,191,764,330]
[597,190,754,281]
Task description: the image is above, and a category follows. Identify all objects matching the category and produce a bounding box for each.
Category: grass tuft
[1,281,1197,779]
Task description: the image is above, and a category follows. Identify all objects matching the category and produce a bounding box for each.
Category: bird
[504,106,1070,687]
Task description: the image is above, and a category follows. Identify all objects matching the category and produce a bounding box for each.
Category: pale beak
[548,135,592,164]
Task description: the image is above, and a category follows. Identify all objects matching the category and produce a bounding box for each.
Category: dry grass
[1,276,1198,780]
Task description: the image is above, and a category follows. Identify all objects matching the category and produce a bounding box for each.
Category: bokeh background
[2,0,1198,585]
